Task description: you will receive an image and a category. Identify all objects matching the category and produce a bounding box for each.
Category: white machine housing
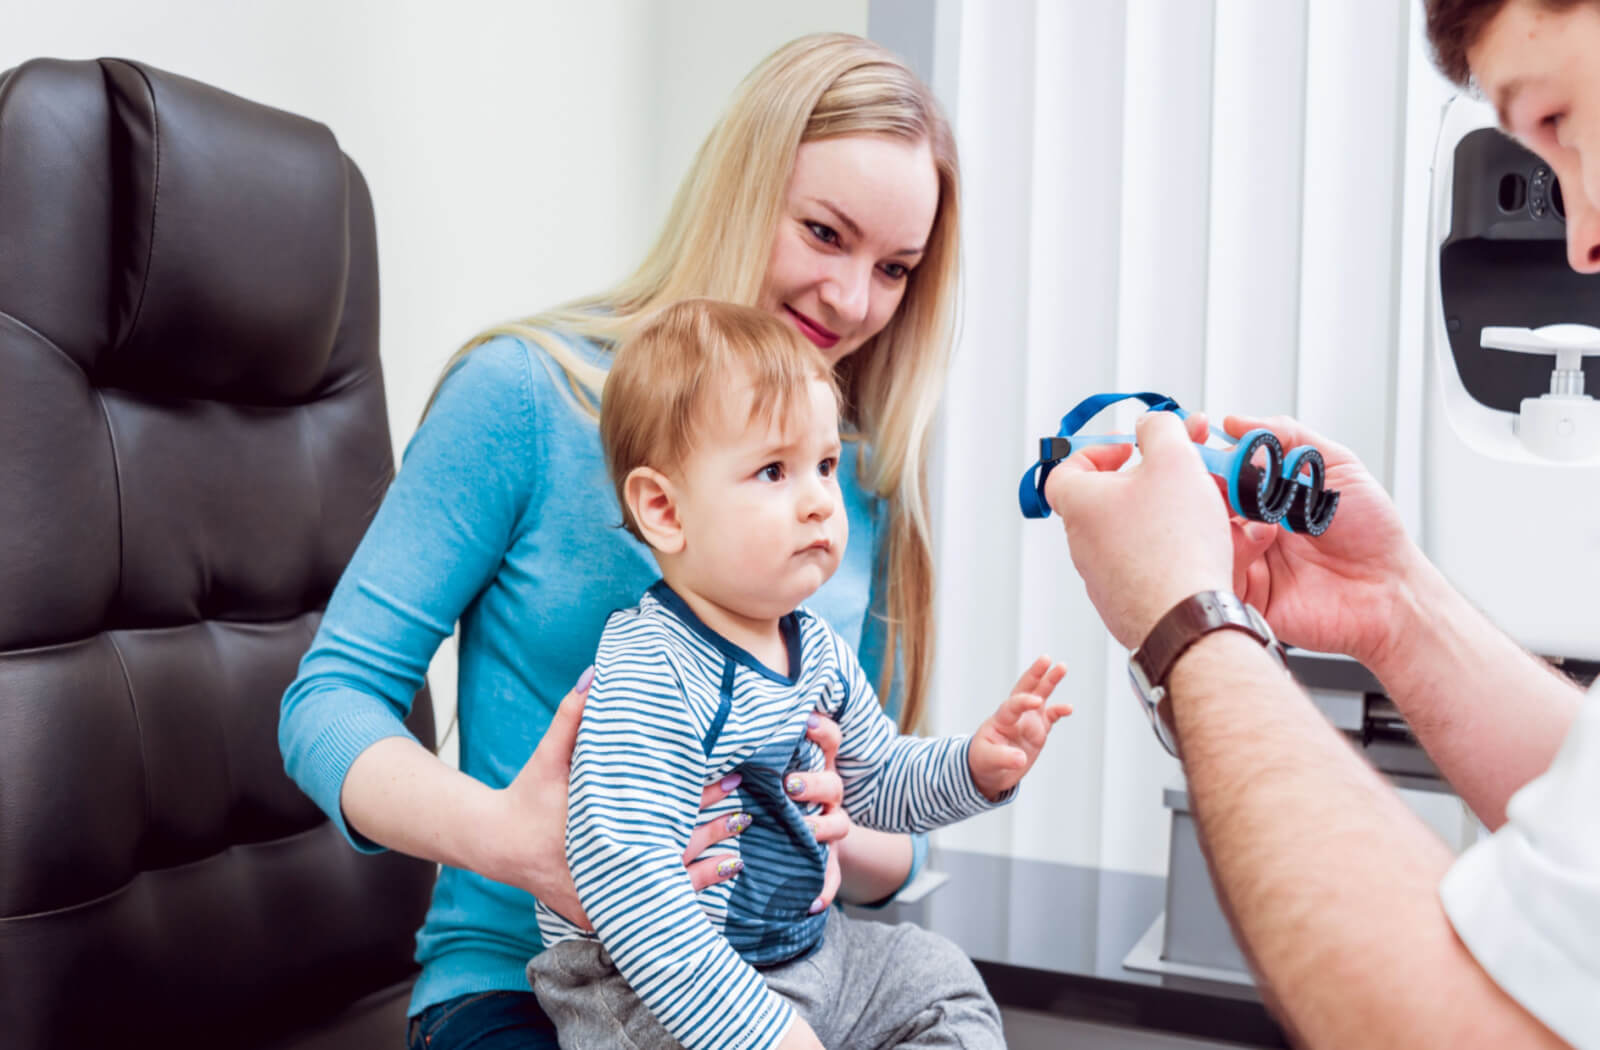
[1424,96,1600,660]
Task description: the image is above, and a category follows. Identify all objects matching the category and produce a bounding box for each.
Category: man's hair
[1424,0,1588,87]
[599,299,839,542]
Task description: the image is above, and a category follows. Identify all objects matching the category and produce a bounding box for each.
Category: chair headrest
[0,57,355,401]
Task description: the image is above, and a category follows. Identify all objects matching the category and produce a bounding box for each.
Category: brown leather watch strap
[1132,590,1276,690]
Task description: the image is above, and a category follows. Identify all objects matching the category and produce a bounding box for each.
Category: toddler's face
[672,375,848,622]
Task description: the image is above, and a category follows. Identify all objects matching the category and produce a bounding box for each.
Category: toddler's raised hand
[968,657,1071,801]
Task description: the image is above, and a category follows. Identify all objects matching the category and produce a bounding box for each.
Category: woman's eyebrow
[811,197,863,239]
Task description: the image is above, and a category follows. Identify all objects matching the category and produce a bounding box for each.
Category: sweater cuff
[291,697,419,852]
[953,737,1018,816]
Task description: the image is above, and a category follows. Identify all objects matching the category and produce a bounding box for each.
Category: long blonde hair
[434,33,960,730]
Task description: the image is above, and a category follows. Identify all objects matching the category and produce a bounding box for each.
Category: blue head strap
[1017,392,1181,519]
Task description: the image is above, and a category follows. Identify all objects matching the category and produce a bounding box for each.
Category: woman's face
[760,134,941,366]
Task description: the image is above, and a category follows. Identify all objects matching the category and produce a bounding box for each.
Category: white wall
[6,0,866,746]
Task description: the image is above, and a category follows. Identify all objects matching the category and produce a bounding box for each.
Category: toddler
[527,299,1070,1050]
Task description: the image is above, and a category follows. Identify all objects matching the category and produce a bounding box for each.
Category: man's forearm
[1365,558,1582,828]
[1169,631,1564,1048]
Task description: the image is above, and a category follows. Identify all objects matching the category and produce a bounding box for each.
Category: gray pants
[527,908,1004,1049]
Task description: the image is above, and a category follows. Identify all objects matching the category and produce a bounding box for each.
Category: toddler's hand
[968,657,1070,801]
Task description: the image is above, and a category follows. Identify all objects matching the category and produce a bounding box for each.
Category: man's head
[1426,0,1600,272]
[601,298,848,620]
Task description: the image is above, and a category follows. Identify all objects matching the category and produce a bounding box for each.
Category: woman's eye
[879,262,909,281]
[1539,112,1566,136]
[818,457,837,478]
[759,463,784,482]
[805,221,841,247]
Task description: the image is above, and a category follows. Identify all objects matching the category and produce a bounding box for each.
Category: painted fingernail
[716,858,744,878]
[809,897,825,914]
[786,775,806,796]
[806,713,821,729]
[725,813,752,834]
[720,773,742,793]
[574,665,595,696]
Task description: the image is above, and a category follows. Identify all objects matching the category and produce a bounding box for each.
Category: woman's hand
[788,711,848,913]
[487,668,754,928]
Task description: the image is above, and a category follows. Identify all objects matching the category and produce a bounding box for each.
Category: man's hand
[1220,415,1426,669]
[968,657,1071,800]
[1043,411,1233,648]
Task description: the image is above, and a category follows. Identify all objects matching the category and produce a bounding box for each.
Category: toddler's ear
[625,466,684,554]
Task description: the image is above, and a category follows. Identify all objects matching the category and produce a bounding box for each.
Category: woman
[279,32,961,1049]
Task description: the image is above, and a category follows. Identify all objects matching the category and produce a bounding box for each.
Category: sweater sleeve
[569,622,794,1050]
[278,337,541,850]
[829,631,1013,833]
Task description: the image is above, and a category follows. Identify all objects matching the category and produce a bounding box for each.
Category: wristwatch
[1127,590,1286,757]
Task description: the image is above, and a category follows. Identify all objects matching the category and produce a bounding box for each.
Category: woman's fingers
[806,807,851,846]
[525,668,591,781]
[812,848,842,915]
[683,809,753,865]
[687,852,746,893]
[785,769,843,808]
[805,713,842,767]
[699,772,743,809]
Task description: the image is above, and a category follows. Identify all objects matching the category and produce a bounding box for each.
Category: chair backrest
[0,58,435,1048]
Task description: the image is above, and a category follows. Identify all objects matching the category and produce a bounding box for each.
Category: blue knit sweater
[278,334,923,1016]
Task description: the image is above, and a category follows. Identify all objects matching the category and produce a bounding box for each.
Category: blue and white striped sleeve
[568,620,794,1050]
[828,631,1012,833]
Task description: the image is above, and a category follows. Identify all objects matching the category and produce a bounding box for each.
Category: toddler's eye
[759,463,784,482]
[818,457,837,478]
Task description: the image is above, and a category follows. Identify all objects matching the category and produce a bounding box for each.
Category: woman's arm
[281,341,750,914]
[341,679,590,918]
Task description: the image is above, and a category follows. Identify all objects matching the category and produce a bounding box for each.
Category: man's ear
[624,466,685,554]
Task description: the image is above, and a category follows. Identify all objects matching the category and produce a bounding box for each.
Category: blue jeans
[406,990,559,1050]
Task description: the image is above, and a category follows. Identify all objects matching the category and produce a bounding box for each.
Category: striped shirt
[535,581,1008,1050]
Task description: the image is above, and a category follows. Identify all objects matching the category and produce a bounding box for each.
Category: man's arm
[1170,631,1567,1049]
[1041,411,1571,1047]
[1207,412,1582,830]
[1360,555,1582,829]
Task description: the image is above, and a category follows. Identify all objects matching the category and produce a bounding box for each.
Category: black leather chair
[0,58,436,1049]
